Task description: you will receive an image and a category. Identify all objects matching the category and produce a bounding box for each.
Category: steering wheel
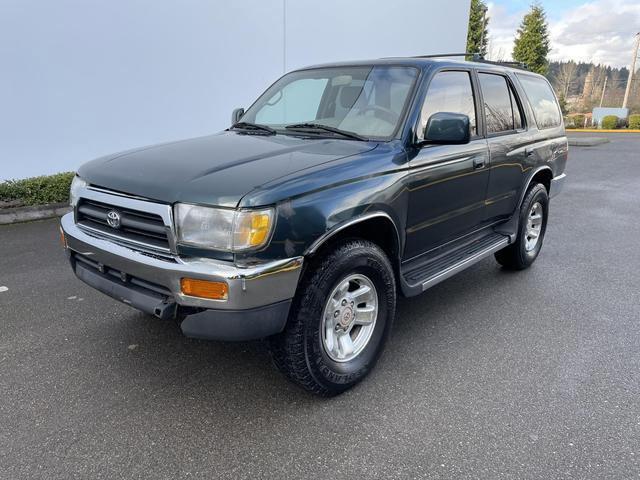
[357,105,399,124]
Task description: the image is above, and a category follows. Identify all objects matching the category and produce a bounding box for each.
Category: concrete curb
[0,203,71,225]
[568,137,611,147]
[569,129,640,133]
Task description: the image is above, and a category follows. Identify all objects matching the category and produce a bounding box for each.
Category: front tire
[495,183,549,270]
[270,239,396,396]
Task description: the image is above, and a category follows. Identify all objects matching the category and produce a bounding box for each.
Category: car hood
[78,131,378,207]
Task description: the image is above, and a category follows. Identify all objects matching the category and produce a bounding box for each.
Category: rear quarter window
[517,74,562,129]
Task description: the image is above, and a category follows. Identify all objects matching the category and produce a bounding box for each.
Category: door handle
[473,157,486,169]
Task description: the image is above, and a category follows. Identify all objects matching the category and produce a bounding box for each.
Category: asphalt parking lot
[1,133,639,479]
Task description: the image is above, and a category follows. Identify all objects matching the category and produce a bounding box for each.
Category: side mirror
[423,112,470,145]
[231,107,245,125]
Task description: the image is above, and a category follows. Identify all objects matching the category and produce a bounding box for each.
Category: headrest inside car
[339,87,363,109]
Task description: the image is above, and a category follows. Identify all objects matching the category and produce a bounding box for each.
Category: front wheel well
[307,216,401,267]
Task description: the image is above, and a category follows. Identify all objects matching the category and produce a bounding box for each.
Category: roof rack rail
[411,53,483,60]
[410,52,529,70]
[477,59,530,70]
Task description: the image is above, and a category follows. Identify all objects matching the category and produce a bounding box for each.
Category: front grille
[77,198,170,251]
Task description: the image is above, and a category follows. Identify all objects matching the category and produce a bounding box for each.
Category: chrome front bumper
[60,213,303,311]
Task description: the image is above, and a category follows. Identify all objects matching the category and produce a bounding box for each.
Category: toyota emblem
[106,210,121,229]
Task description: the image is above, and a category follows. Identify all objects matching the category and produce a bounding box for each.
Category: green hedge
[601,115,619,129]
[572,114,586,128]
[0,172,75,207]
[629,114,640,130]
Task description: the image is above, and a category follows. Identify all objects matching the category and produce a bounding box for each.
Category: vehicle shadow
[82,258,525,408]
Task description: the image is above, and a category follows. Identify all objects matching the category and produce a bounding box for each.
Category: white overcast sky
[487,0,640,68]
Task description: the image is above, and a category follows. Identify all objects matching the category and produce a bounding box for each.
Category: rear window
[478,73,523,134]
[517,74,562,129]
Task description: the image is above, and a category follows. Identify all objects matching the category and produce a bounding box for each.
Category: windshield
[240,66,419,140]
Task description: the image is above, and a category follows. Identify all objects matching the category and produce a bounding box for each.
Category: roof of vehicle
[296,57,541,77]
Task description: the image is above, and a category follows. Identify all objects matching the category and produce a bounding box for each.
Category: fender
[516,165,553,210]
[495,165,553,241]
[304,211,402,257]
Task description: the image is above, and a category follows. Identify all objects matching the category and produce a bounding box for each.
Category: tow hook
[154,300,177,320]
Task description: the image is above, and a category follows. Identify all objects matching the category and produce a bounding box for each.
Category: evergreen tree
[513,4,551,75]
[466,0,489,57]
[557,93,568,115]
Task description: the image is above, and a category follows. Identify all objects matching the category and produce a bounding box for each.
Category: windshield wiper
[231,121,276,135]
[284,123,367,141]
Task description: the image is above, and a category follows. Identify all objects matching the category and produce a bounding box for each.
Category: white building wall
[0,0,470,180]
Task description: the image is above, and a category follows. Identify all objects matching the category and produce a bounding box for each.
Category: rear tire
[495,183,549,270]
[269,239,396,396]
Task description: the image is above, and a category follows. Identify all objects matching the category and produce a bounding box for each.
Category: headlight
[69,175,88,206]
[174,204,274,252]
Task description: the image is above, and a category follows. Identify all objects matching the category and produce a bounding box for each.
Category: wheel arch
[495,165,553,242]
[304,212,402,265]
[518,166,553,209]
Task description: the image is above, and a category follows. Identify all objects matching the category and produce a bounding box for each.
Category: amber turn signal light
[59,226,67,248]
[180,278,228,300]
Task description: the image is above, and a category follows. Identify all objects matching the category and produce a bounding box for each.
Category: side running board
[402,233,510,293]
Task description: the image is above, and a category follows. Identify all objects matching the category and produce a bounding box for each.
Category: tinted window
[511,88,524,130]
[479,73,523,134]
[517,74,562,129]
[418,71,477,139]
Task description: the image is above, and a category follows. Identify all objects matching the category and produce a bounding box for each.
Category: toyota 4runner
[60,57,567,395]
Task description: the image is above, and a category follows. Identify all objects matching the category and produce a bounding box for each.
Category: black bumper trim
[73,255,291,341]
[74,261,176,319]
[180,300,292,341]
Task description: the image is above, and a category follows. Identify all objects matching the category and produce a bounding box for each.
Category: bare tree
[606,70,624,107]
[591,66,607,104]
[555,61,577,97]
[486,40,508,63]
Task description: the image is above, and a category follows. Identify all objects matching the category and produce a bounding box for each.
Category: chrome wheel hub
[321,274,378,362]
[525,202,543,252]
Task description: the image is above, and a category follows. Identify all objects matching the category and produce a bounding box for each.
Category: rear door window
[478,73,523,134]
[510,88,524,130]
[517,74,562,129]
